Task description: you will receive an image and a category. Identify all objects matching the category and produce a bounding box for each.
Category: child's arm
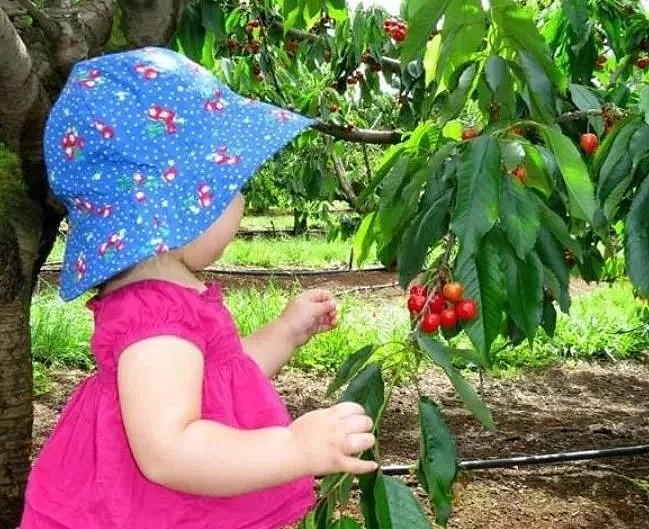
[241,289,337,377]
[118,335,376,497]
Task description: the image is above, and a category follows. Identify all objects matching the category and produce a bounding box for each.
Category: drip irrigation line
[380,444,649,475]
[41,263,390,277]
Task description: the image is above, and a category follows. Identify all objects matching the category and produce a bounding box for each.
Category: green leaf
[397,190,452,288]
[340,363,385,423]
[418,397,458,527]
[624,175,649,298]
[200,1,226,39]
[597,122,641,220]
[423,35,442,87]
[500,244,543,341]
[176,4,206,62]
[485,55,508,93]
[541,296,558,337]
[326,345,376,397]
[331,517,363,529]
[542,126,596,223]
[492,1,565,90]
[521,144,552,197]
[535,225,571,313]
[518,51,556,122]
[640,88,649,126]
[436,0,487,84]
[451,136,501,261]
[499,176,541,259]
[569,84,604,136]
[359,471,380,529]
[417,336,495,430]
[354,211,377,266]
[401,0,451,66]
[561,0,590,50]
[455,238,505,361]
[532,194,582,261]
[374,474,431,529]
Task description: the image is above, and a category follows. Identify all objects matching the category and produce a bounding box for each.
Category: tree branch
[311,120,403,145]
[13,0,59,40]
[330,149,358,208]
[119,0,190,47]
[554,106,624,124]
[269,21,401,75]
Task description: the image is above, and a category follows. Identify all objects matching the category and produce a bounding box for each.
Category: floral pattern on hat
[44,47,313,301]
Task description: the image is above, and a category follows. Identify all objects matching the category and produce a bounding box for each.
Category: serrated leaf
[354,211,377,266]
[375,474,431,529]
[542,126,596,223]
[418,397,458,527]
[518,51,556,122]
[535,225,571,312]
[500,244,543,341]
[455,239,505,361]
[597,121,641,220]
[562,0,590,51]
[340,363,385,423]
[331,516,363,529]
[485,55,508,93]
[436,0,487,84]
[532,194,582,261]
[326,345,376,397]
[640,88,649,126]
[397,191,452,288]
[521,144,552,197]
[417,337,495,430]
[499,176,541,259]
[401,0,451,66]
[424,35,442,87]
[492,0,565,90]
[624,175,649,298]
[451,136,501,261]
[569,84,604,136]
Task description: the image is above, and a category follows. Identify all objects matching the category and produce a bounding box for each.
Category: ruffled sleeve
[88,280,210,370]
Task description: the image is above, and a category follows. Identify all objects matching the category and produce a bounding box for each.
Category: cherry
[580,133,599,155]
[636,56,649,69]
[513,165,526,182]
[442,282,464,303]
[323,49,332,62]
[391,28,407,42]
[328,103,339,113]
[440,308,457,329]
[407,294,426,315]
[421,312,442,333]
[455,299,478,321]
[429,292,444,314]
[409,284,429,298]
[461,128,478,140]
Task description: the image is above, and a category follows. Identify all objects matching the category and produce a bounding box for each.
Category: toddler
[20,47,376,529]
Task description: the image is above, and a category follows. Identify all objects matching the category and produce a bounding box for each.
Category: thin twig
[361,143,373,184]
[311,120,403,145]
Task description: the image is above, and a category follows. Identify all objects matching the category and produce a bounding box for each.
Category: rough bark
[119,0,189,47]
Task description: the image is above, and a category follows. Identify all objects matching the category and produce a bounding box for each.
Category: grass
[47,229,374,269]
[29,276,649,397]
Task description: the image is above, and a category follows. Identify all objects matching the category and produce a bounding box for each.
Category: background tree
[2,0,649,527]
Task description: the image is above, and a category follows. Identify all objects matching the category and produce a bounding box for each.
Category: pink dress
[20,280,315,529]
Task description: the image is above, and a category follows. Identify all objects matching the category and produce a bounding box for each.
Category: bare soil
[31,273,648,527]
[34,360,649,529]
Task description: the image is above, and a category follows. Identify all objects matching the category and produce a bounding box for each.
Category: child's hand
[280,289,338,349]
[289,402,378,476]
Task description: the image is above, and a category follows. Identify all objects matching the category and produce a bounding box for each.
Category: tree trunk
[0,215,35,528]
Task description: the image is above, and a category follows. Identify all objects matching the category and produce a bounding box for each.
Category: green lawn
[30,277,649,395]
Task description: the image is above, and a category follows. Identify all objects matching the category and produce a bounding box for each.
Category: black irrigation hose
[381,444,649,475]
[41,263,389,276]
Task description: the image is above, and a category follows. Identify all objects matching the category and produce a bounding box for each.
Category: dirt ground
[34,359,649,529]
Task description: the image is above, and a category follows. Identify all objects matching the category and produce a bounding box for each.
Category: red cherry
[429,293,445,313]
[636,56,649,69]
[513,165,526,182]
[440,308,457,329]
[580,133,599,155]
[409,284,428,298]
[421,312,442,334]
[407,294,427,315]
[455,299,478,321]
[461,128,478,140]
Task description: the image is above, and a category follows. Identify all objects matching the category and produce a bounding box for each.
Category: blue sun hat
[45,47,313,301]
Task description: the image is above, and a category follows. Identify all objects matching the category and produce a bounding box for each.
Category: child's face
[178,193,245,271]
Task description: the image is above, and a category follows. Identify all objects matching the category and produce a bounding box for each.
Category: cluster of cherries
[383,17,407,43]
[407,281,478,334]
